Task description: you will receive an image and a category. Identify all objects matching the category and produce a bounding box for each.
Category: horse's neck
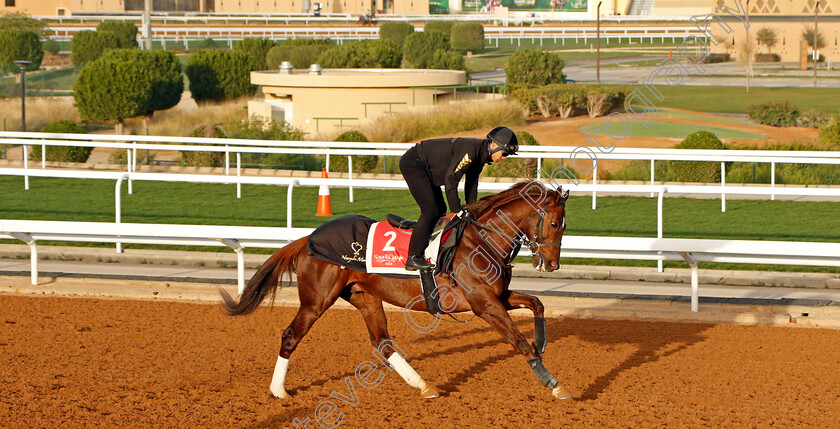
[472,199,534,259]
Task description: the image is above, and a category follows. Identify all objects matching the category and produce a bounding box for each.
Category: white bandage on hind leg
[270,356,289,393]
[387,353,423,389]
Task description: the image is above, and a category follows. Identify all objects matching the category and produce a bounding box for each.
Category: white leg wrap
[269,356,290,398]
[387,353,423,389]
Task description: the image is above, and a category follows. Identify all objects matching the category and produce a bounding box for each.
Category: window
[5,0,16,7]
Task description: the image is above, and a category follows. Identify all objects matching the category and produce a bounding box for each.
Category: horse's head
[521,184,569,273]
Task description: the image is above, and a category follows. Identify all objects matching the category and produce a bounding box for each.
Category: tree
[73,57,153,133]
[379,22,414,47]
[102,49,184,115]
[451,22,484,53]
[185,50,257,103]
[0,12,45,38]
[755,27,777,53]
[234,37,276,71]
[737,33,756,93]
[0,29,43,73]
[428,49,466,71]
[267,39,335,69]
[802,26,825,50]
[317,40,402,68]
[505,49,565,87]
[402,31,450,68]
[71,30,120,67]
[96,21,138,49]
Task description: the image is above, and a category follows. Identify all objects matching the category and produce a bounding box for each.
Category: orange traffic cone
[316,168,333,216]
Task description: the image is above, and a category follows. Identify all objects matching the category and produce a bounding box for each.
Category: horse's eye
[550,222,558,228]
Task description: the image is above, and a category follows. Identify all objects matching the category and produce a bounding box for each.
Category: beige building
[248,67,481,134]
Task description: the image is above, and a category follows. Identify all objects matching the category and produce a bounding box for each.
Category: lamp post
[596,1,602,84]
[13,60,32,132]
[814,0,819,87]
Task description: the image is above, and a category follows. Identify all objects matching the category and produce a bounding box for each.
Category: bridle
[466,189,568,267]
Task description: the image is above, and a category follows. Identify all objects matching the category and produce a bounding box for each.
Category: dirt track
[2,294,839,428]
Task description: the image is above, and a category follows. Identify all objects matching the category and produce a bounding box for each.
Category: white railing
[3,219,839,312]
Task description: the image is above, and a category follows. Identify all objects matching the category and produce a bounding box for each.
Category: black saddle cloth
[306,215,374,272]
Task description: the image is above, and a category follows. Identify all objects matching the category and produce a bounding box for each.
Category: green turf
[466,51,639,74]
[580,121,767,140]
[658,108,762,128]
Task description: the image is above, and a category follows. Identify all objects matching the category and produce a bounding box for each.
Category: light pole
[814,0,819,87]
[596,1,602,84]
[13,60,32,132]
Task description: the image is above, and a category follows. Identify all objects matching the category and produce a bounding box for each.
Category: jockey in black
[400,127,519,271]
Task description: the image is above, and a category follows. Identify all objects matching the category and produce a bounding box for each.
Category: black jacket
[415,137,489,212]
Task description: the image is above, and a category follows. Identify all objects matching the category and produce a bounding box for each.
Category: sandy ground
[2,294,839,428]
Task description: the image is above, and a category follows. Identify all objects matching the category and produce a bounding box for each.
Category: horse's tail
[220,236,309,316]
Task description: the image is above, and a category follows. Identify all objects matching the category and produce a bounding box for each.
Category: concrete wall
[709,16,840,63]
[2,0,74,15]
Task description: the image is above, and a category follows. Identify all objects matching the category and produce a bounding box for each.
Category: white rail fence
[3,219,839,312]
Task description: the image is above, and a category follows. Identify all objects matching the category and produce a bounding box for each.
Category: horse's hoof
[552,385,573,400]
[419,382,440,399]
[271,389,292,399]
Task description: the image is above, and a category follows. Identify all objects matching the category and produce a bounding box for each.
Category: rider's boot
[405,254,434,271]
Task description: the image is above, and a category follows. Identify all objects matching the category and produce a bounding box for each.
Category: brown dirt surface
[2,294,839,428]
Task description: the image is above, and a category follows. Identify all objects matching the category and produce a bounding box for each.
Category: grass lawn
[608,85,840,114]
[658,108,761,128]
[479,38,683,56]
[580,120,766,140]
[466,51,640,74]
[2,176,838,274]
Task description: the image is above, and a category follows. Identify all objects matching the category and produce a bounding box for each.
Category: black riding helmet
[486,127,519,159]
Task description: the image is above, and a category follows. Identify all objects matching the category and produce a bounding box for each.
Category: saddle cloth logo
[340,241,365,263]
[454,154,470,173]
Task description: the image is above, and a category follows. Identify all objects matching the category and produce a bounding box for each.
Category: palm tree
[756,28,777,54]
[802,26,826,50]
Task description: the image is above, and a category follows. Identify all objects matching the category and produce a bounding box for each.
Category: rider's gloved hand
[456,209,471,220]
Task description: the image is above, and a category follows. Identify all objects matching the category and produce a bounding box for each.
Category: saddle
[387,214,416,230]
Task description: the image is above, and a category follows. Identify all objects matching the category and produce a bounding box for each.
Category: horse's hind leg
[501,291,548,359]
[468,291,573,400]
[270,265,348,399]
[342,283,440,399]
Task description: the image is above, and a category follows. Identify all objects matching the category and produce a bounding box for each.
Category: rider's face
[490,143,507,163]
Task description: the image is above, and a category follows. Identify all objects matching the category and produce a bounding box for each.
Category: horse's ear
[550,187,569,206]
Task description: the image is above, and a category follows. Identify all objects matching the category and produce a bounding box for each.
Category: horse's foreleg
[343,285,439,399]
[501,291,547,358]
[470,293,572,400]
[270,265,347,399]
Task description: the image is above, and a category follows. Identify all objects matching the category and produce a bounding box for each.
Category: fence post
[657,187,665,273]
[348,155,354,203]
[287,179,298,228]
[9,232,38,285]
[237,152,241,199]
[41,140,46,169]
[650,159,655,197]
[115,174,127,253]
[23,143,29,190]
[720,161,726,212]
[591,159,597,210]
[770,161,775,200]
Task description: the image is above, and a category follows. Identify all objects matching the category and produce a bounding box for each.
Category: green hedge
[181,119,308,168]
[403,31,449,68]
[505,49,565,86]
[819,115,840,148]
[584,87,626,118]
[428,49,465,71]
[102,49,183,115]
[424,21,453,39]
[267,39,336,69]
[317,40,402,68]
[73,57,153,124]
[484,131,538,178]
[754,53,780,62]
[71,30,119,67]
[0,29,43,73]
[379,22,414,47]
[747,101,799,127]
[29,120,91,163]
[669,131,726,182]
[451,22,484,53]
[234,37,276,71]
[185,50,257,103]
[511,84,585,118]
[42,39,61,55]
[96,21,138,49]
[330,130,377,173]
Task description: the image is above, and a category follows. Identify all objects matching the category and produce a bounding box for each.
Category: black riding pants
[400,148,447,257]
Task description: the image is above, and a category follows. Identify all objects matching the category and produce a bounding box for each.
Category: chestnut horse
[220,181,572,400]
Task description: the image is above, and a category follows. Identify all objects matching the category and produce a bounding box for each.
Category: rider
[400,127,519,271]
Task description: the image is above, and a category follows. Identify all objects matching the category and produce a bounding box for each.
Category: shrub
[71,30,119,67]
[96,21,138,49]
[234,37,276,71]
[798,108,828,128]
[485,130,538,178]
[403,31,449,68]
[73,57,152,127]
[196,38,222,50]
[513,84,585,118]
[424,21,453,39]
[428,49,466,71]
[267,41,334,70]
[701,53,730,63]
[185,50,257,103]
[801,26,825,50]
[317,40,402,68]
[28,120,91,163]
[819,115,840,148]
[180,119,308,168]
[0,12,45,37]
[179,124,226,167]
[450,22,484,53]
[669,131,726,182]
[754,53,780,62]
[505,49,565,86]
[102,49,183,115]
[584,87,625,118]
[0,29,43,73]
[379,22,414,47]
[329,130,377,173]
[747,101,799,127]
[42,39,61,55]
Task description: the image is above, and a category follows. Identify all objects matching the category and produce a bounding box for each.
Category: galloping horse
[220,181,573,400]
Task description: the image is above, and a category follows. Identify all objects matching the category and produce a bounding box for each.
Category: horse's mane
[466,181,560,218]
